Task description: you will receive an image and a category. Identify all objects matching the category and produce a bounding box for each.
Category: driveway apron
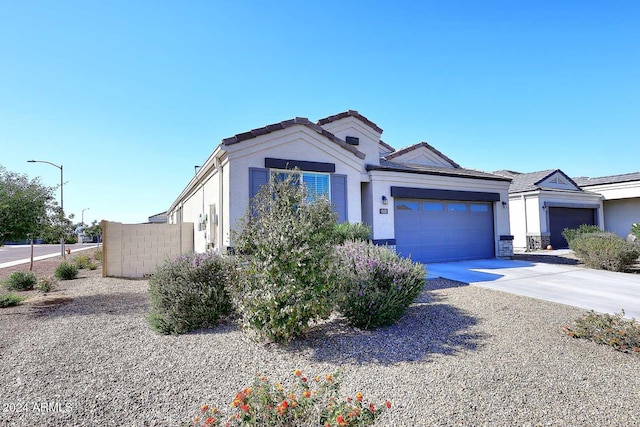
[427,258,640,319]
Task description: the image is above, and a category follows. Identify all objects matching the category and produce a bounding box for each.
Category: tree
[38,207,76,244]
[84,220,103,242]
[0,165,55,245]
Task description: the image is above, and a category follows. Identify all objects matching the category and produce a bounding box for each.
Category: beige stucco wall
[224,125,364,250]
[102,221,194,278]
[318,116,382,165]
[603,198,640,237]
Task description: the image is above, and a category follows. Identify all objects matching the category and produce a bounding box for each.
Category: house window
[271,170,331,201]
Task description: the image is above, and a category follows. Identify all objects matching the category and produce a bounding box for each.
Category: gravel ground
[1,267,639,426]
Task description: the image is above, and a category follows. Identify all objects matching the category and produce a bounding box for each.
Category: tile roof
[379,139,395,153]
[498,169,582,193]
[221,116,366,159]
[573,172,640,187]
[383,142,460,168]
[317,110,384,134]
[368,160,512,182]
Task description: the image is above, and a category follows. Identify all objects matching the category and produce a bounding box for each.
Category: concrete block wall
[102,221,194,278]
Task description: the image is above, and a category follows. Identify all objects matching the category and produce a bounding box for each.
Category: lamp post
[27,160,65,258]
[81,208,89,225]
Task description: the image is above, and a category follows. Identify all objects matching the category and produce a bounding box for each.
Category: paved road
[0,244,99,268]
[428,257,640,319]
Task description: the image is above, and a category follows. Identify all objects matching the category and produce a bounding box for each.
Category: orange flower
[294,369,302,377]
[385,401,392,409]
[346,397,352,403]
[280,400,289,410]
[369,403,375,413]
[289,393,296,400]
[301,377,308,382]
[241,404,249,412]
[356,392,363,402]
[303,390,311,398]
[201,405,210,413]
[194,416,200,423]
[336,415,347,426]
[205,417,215,425]
[314,376,321,382]
[231,400,240,408]
[326,374,333,382]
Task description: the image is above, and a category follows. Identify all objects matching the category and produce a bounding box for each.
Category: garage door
[549,207,596,249]
[395,199,495,263]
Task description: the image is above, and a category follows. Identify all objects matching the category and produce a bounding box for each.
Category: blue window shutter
[249,168,269,211]
[331,174,348,223]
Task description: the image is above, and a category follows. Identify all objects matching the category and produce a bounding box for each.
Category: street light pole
[81,208,89,225]
[27,160,65,258]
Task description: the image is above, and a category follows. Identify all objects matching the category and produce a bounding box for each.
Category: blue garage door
[395,199,495,263]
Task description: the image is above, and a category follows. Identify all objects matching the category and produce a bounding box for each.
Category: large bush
[3,270,37,291]
[631,223,640,240]
[562,224,601,247]
[333,241,426,329]
[231,172,337,343]
[148,252,237,335]
[569,232,640,272]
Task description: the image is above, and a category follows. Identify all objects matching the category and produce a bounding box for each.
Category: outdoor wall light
[542,204,548,210]
[502,201,508,208]
[381,195,388,205]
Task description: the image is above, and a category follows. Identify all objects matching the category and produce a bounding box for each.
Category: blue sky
[1,1,638,224]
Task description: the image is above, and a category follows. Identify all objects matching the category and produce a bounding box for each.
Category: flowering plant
[332,241,426,329]
[148,251,238,334]
[187,370,391,426]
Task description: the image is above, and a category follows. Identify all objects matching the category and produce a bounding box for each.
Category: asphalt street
[0,243,98,267]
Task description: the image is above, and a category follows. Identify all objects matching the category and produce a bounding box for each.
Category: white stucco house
[167,110,513,263]
[495,169,604,251]
[573,172,640,239]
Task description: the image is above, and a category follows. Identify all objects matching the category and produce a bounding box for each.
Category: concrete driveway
[427,258,640,319]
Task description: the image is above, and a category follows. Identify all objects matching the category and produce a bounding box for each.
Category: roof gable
[384,142,460,168]
[221,116,365,159]
[506,169,582,193]
[317,110,383,134]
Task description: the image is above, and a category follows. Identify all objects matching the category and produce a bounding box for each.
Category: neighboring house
[147,211,168,224]
[573,172,640,239]
[495,169,604,251]
[167,110,513,263]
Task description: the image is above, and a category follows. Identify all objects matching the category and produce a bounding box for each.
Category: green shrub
[147,251,237,335]
[632,223,640,240]
[94,249,103,261]
[55,262,78,280]
[331,222,372,244]
[565,310,640,353]
[230,172,337,343]
[187,370,391,427]
[569,232,640,272]
[73,254,92,269]
[87,262,98,270]
[3,271,37,291]
[561,224,601,247]
[36,276,57,293]
[0,293,26,308]
[333,241,426,329]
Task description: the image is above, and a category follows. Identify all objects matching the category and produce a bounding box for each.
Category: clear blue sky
[1,1,638,224]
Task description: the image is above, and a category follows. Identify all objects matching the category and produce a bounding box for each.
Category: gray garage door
[395,199,495,263]
[549,207,596,249]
